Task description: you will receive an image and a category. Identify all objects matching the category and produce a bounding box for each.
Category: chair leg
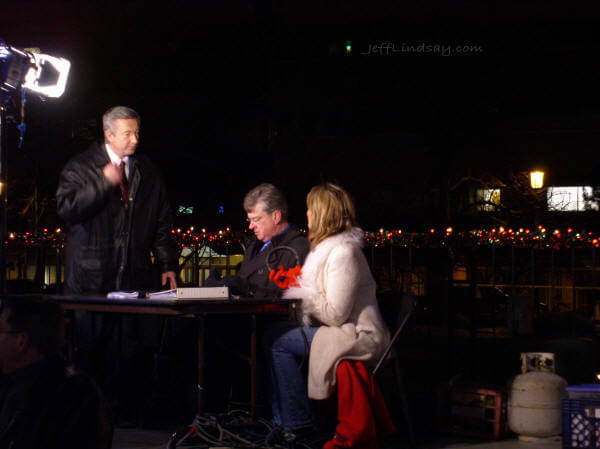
[393,357,416,448]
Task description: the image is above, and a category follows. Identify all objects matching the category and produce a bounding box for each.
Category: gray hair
[102,106,140,134]
[243,183,288,221]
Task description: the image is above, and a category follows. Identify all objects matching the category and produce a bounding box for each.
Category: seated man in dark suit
[209,183,310,298]
[202,183,310,412]
[0,296,112,449]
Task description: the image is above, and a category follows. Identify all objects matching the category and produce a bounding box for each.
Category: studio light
[0,40,71,295]
[0,40,70,100]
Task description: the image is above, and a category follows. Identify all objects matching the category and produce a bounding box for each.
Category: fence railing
[7,241,600,328]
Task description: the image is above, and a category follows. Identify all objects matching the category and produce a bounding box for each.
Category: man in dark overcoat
[56,105,177,294]
[56,106,178,426]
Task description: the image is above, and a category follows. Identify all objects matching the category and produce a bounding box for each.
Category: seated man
[209,183,309,298]
[0,296,112,449]
[202,183,310,412]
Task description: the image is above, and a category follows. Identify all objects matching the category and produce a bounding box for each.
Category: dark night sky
[3,1,600,230]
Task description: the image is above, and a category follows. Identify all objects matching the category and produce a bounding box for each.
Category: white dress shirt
[105,143,129,178]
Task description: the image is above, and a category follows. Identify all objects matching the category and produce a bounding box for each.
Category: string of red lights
[6,225,600,250]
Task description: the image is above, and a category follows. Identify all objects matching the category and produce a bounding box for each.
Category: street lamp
[530,171,545,189]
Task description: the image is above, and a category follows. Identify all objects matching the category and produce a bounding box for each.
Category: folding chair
[373,293,417,448]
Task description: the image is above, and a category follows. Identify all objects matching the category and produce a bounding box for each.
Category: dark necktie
[119,162,129,201]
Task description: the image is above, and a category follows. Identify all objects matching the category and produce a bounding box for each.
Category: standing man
[56,106,178,426]
[56,105,178,293]
[209,183,309,298]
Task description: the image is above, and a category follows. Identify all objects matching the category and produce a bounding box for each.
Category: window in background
[476,189,501,212]
[547,186,599,212]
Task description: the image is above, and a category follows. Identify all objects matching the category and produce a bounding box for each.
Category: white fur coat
[284,228,390,399]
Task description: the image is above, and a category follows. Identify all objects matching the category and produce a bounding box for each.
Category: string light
[6,225,600,251]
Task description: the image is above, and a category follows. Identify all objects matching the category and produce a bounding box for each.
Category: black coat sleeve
[56,159,115,226]
[251,233,310,298]
[151,178,178,273]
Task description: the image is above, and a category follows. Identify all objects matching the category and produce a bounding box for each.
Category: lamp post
[530,171,545,189]
[0,106,6,295]
[529,170,546,229]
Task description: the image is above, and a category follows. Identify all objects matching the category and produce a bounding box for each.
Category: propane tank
[507,352,567,441]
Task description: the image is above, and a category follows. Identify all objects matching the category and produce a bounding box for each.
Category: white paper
[146,288,177,299]
[107,291,140,299]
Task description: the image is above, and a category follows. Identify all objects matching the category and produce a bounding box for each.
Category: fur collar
[299,227,364,288]
[284,227,364,325]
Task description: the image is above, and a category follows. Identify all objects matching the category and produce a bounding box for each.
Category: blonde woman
[263,183,390,441]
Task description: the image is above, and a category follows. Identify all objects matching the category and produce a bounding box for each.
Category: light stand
[0,40,71,296]
[0,105,7,295]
